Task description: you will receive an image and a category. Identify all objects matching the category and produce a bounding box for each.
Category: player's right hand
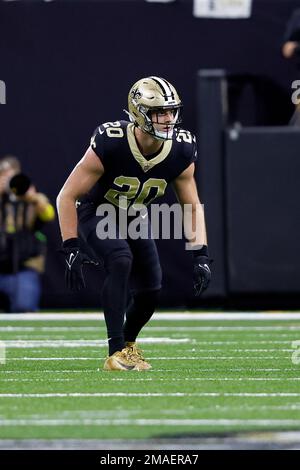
[192,246,212,296]
[60,238,98,291]
[193,256,212,296]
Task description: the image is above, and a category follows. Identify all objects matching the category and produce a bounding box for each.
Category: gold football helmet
[126,76,182,140]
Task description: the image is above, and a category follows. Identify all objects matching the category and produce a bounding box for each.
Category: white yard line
[0,340,293,351]
[0,370,96,373]
[0,327,102,331]
[1,338,297,347]
[0,418,300,426]
[1,368,298,374]
[1,377,300,382]
[1,392,300,398]
[8,357,98,361]
[0,338,190,348]
[7,355,294,362]
[2,326,300,333]
[6,356,291,363]
[7,355,293,361]
[0,378,73,382]
[1,312,300,321]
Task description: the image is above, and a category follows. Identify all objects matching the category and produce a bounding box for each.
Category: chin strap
[154,128,174,141]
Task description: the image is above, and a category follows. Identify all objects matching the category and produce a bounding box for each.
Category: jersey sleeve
[170,130,198,182]
[181,132,198,167]
[90,125,106,165]
[190,134,198,163]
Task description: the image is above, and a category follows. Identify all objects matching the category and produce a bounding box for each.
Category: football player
[57,76,211,371]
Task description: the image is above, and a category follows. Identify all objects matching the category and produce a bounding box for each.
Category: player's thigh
[79,215,132,267]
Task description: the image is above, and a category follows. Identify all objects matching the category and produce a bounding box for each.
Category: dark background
[0,0,299,309]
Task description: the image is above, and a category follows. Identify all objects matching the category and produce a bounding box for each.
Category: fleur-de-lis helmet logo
[130,88,142,101]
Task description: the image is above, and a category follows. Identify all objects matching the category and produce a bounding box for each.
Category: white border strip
[1,312,300,321]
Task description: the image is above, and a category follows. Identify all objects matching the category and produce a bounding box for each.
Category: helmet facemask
[143,106,182,141]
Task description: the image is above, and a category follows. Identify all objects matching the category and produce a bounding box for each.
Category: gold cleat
[103,348,138,371]
[125,342,152,370]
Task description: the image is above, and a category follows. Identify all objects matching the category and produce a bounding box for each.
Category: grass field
[1,313,300,441]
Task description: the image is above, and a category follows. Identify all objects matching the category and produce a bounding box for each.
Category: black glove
[61,238,98,291]
[192,246,212,296]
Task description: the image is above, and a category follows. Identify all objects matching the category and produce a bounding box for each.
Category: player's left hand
[193,255,212,296]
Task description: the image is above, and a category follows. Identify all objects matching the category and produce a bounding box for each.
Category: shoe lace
[127,344,145,362]
[118,348,135,364]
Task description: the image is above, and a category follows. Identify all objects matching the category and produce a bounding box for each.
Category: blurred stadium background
[1,0,299,311]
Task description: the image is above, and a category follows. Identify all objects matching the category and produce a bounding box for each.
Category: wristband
[192,245,209,258]
[62,238,80,249]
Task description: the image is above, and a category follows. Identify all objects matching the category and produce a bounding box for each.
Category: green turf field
[1,314,300,440]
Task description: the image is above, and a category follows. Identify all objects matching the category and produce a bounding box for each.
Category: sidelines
[1,433,300,450]
[1,312,300,321]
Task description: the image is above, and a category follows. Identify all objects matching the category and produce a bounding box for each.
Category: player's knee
[114,255,133,274]
[142,263,162,292]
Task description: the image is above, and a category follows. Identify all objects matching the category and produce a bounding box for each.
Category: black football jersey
[78,120,197,212]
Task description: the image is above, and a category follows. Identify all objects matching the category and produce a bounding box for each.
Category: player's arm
[172,163,211,296]
[172,163,207,249]
[56,147,104,241]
